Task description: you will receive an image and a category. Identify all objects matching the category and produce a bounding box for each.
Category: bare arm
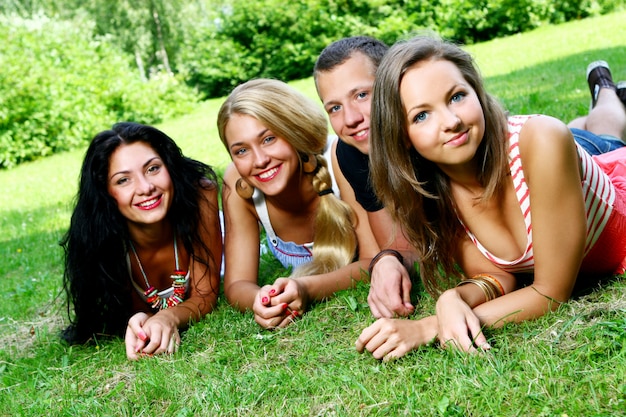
[330,140,380,261]
[472,116,586,322]
[174,182,222,321]
[437,116,587,351]
[330,141,418,317]
[222,163,264,311]
[367,209,418,318]
[126,182,223,359]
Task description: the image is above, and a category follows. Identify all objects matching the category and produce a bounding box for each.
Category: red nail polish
[262,297,269,304]
[282,303,289,310]
[269,289,276,295]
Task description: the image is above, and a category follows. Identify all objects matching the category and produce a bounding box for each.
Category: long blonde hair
[369,36,509,296]
[217,78,357,277]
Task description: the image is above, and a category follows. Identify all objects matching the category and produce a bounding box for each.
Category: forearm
[224,279,261,312]
[155,292,217,330]
[472,285,563,327]
[297,259,370,301]
[414,315,439,343]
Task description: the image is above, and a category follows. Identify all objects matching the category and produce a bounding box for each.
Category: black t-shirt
[335,139,383,212]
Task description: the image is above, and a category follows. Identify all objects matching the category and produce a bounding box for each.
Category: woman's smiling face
[225,113,300,196]
[107,141,174,227]
[401,58,485,170]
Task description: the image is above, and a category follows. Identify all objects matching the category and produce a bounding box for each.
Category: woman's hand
[435,289,490,353]
[355,315,438,361]
[125,311,180,360]
[253,278,309,328]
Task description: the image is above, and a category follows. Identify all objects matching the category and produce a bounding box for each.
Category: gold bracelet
[472,274,505,297]
[457,278,497,301]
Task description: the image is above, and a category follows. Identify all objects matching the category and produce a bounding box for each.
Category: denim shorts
[571,128,626,155]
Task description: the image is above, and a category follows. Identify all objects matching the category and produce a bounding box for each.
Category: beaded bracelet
[367,249,404,276]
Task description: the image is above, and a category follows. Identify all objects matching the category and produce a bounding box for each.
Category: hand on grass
[435,289,490,353]
[125,312,180,360]
[368,255,414,318]
[355,316,438,361]
[253,278,306,328]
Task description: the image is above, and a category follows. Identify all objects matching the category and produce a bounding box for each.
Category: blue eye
[356,91,368,100]
[451,92,466,103]
[262,135,276,144]
[413,112,428,123]
[328,105,341,114]
[233,147,247,156]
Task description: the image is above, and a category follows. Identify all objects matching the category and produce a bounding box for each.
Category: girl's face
[225,113,300,196]
[107,141,173,227]
[400,59,485,171]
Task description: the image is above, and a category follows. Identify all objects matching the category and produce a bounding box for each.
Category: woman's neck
[127,220,174,249]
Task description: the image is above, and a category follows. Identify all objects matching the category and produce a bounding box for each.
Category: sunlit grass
[0,11,625,416]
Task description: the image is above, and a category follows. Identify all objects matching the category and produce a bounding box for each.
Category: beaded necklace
[128,237,187,310]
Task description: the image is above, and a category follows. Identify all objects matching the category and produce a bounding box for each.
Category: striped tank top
[462,115,615,273]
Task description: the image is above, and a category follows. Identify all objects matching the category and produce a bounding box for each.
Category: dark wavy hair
[60,122,218,343]
[369,36,509,296]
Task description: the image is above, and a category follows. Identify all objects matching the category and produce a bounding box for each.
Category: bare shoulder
[518,115,573,152]
[518,115,580,184]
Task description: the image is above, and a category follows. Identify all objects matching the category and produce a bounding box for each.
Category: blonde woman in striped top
[356,35,626,360]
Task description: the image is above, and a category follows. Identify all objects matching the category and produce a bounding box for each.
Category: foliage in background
[0,14,199,168]
[177,0,624,97]
[0,0,624,168]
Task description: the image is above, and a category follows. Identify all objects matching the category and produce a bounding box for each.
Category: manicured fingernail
[282,303,289,310]
[138,331,147,341]
[269,289,276,295]
[290,310,299,318]
[262,297,269,304]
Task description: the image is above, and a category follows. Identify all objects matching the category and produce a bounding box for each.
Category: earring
[235,178,254,199]
[301,154,318,174]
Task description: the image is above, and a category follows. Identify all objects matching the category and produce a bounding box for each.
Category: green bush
[1,0,624,167]
[176,0,623,97]
[0,14,199,168]
[177,0,356,98]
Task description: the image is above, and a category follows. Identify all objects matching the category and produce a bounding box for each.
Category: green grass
[1,11,626,416]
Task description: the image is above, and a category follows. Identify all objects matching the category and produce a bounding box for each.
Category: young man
[313,37,417,318]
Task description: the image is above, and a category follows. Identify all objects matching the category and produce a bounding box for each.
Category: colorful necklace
[128,237,187,310]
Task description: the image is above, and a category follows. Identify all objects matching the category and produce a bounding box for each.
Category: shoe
[587,60,616,109]
[617,81,626,108]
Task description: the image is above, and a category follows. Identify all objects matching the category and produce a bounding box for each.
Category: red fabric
[581,147,626,274]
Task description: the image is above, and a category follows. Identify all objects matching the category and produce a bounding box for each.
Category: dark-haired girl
[61,122,222,360]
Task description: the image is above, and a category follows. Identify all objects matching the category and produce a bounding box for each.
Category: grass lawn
[1,11,625,416]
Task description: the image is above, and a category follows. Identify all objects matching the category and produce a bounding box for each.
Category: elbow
[223,281,249,312]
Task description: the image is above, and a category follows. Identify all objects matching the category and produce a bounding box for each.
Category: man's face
[316,53,376,155]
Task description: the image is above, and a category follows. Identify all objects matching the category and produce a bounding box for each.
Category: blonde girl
[218,79,376,328]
